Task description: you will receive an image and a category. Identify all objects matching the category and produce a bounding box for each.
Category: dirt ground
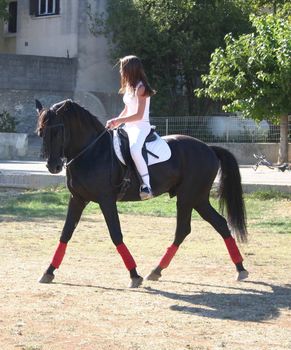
[0,210,291,350]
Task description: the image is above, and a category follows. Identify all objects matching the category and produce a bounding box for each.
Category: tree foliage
[88,0,252,116]
[247,0,290,15]
[0,110,17,132]
[0,0,8,20]
[196,14,291,123]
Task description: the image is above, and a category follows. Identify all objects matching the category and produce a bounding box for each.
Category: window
[30,0,60,17]
[8,2,17,33]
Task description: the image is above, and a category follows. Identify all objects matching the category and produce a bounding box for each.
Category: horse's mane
[36,100,105,135]
[36,108,52,136]
[70,102,105,133]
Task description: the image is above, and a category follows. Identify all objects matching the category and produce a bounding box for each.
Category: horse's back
[163,134,219,173]
[150,134,220,199]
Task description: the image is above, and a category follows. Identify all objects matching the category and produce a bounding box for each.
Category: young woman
[106,55,156,200]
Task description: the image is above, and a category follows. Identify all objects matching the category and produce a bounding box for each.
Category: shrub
[0,110,17,132]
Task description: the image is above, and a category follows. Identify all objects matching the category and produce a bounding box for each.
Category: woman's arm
[106,106,128,129]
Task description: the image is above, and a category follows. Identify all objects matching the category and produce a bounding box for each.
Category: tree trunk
[278,114,289,164]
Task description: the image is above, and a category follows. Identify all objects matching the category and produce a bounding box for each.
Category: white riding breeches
[124,122,151,187]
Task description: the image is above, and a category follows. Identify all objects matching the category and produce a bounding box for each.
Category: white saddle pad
[113,130,171,166]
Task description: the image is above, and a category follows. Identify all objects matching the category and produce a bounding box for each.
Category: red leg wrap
[51,242,67,269]
[116,243,137,271]
[224,237,243,264]
[159,244,179,269]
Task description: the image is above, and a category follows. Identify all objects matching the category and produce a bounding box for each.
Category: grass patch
[255,219,290,234]
[247,190,291,201]
[0,187,71,218]
[0,187,290,234]
[117,195,202,218]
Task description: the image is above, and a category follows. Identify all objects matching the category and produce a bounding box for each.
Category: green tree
[0,0,8,20]
[0,110,17,132]
[196,14,291,163]
[247,0,290,14]
[88,0,252,116]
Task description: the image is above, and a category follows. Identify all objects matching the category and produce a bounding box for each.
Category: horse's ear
[35,99,43,114]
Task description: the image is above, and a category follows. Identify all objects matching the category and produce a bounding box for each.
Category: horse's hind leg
[39,195,87,283]
[146,200,193,281]
[194,200,248,281]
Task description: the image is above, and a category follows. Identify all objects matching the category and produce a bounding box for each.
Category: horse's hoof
[145,270,161,281]
[38,273,55,283]
[129,276,143,288]
[236,270,249,281]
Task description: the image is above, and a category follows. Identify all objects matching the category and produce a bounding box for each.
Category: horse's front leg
[39,195,87,283]
[99,197,143,288]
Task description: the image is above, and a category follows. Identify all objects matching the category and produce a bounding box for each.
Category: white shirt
[123,81,150,124]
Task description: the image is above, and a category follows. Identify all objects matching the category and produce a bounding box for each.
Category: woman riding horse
[36,99,248,288]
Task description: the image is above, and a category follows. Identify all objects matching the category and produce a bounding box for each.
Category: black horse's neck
[63,102,106,162]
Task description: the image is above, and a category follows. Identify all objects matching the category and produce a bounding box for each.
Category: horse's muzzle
[46,159,64,174]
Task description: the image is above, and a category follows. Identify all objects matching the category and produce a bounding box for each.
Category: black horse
[36,99,248,288]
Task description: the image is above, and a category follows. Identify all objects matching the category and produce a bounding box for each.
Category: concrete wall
[74,0,121,120]
[0,54,77,134]
[0,132,28,159]
[0,54,77,91]
[0,20,16,53]
[208,143,291,164]
[75,0,119,94]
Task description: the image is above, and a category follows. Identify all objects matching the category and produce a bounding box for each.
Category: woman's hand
[106,118,120,129]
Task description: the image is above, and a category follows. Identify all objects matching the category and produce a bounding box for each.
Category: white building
[0,0,121,132]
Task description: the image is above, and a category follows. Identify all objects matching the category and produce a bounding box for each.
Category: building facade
[0,0,121,133]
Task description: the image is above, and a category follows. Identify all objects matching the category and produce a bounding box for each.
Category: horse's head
[36,99,71,174]
[36,99,106,173]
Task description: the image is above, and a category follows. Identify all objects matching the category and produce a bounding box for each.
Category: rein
[66,129,108,167]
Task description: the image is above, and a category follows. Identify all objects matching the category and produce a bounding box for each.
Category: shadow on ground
[51,279,291,323]
[144,281,291,322]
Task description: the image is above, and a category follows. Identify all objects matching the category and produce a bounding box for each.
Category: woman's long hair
[119,55,155,97]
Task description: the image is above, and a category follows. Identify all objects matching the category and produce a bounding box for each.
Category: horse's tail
[211,146,248,243]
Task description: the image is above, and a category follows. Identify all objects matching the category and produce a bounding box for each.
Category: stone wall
[0,89,74,134]
[0,54,77,134]
[0,53,123,134]
[0,133,28,159]
[0,54,77,91]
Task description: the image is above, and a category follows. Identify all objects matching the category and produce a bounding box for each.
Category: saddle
[113,125,171,200]
[117,126,159,170]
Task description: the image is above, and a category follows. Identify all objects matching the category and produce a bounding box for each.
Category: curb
[242,183,291,194]
[0,173,66,189]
